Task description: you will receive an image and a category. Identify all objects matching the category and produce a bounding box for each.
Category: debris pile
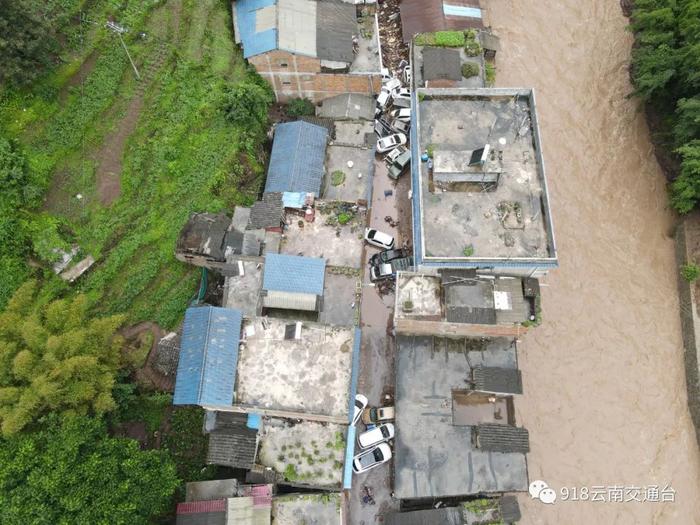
[377,0,409,74]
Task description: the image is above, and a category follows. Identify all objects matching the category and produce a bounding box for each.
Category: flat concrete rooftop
[280,202,365,269]
[394,335,528,499]
[258,418,346,488]
[236,317,354,419]
[272,493,342,523]
[412,89,557,268]
[222,259,263,317]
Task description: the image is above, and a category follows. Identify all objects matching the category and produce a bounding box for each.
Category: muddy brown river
[486,1,700,523]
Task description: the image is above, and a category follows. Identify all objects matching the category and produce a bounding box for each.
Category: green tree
[0,281,126,435]
[0,414,179,525]
[0,0,58,86]
[221,79,274,133]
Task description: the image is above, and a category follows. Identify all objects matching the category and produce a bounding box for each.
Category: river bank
[487,1,700,523]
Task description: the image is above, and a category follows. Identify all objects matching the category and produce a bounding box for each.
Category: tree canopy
[630,0,700,212]
[0,414,179,525]
[0,281,125,435]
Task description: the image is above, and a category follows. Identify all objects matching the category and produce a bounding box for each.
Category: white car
[352,394,368,426]
[376,90,392,110]
[364,228,395,249]
[376,133,407,153]
[394,88,411,100]
[370,263,393,282]
[352,443,392,473]
[390,108,411,122]
[383,77,402,94]
[358,423,395,449]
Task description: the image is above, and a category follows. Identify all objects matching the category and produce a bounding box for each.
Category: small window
[279,62,288,67]
[282,81,292,85]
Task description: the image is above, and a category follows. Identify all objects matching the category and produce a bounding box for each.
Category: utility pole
[105,20,141,80]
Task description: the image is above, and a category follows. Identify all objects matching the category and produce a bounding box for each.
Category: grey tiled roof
[207,427,258,469]
[386,508,462,525]
[446,305,497,324]
[176,213,231,260]
[316,0,356,63]
[422,47,462,81]
[248,192,284,230]
[499,495,521,523]
[472,366,523,395]
[474,424,530,453]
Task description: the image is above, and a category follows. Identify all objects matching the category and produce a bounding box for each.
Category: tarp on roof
[265,121,328,196]
[316,0,356,63]
[234,0,278,58]
[263,253,325,295]
[173,306,242,406]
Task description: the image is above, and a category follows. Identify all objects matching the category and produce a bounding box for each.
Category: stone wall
[675,214,700,446]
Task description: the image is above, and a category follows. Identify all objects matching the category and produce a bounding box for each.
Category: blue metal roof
[235,0,278,58]
[282,191,307,209]
[263,253,325,295]
[173,306,243,407]
[265,121,329,196]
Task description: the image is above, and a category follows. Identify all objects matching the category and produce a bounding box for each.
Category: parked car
[375,117,394,138]
[358,423,395,449]
[402,65,412,85]
[376,90,391,110]
[369,248,408,267]
[391,97,411,109]
[390,255,414,273]
[390,108,411,122]
[352,443,392,473]
[391,118,410,135]
[370,263,393,282]
[364,227,395,249]
[383,77,402,94]
[376,133,407,153]
[388,149,411,180]
[352,394,368,427]
[384,145,407,164]
[394,87,411,100]
[362,406,395,425]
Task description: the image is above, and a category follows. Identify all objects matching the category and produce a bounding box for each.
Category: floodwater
[486,1,700,523]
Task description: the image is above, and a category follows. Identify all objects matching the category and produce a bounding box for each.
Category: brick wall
[249,50,381,102]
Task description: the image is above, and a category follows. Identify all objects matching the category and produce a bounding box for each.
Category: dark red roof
[176,499,227,514]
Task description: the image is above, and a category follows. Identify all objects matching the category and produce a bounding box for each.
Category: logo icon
[529,480,557,504]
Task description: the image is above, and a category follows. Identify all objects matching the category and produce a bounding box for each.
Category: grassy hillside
[0,0,269,327]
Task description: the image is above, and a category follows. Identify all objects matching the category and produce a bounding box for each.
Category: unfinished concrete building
[232,0,382,102]
[411,88,557,276]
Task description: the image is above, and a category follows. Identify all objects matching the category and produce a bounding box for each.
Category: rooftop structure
[400,0,484,43]
[394,271,533,337]
[232,0,381,102]
[411,88,557,276]
[261,253,325,312]
[235,317,356,421]
[272,493,342,523]
[205,412,259,469]
[265,121,328,196]
[248,193,285,231]
[413,43,485,89]
[223,259,264,317]
[316,93,375,121]
[394,335,529,499]
[173,306,243,407]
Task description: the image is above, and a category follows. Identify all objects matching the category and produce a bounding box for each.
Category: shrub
[464,31,482,57]
[286,98,315,117]
[463,244,475,257]
[485,62,496,86]
[434,31,466,47]
[681,263,700,282]
[338,212,351,225]
[331,170,345,186]
[426,144,435,158]
[461,62,480,78]
[222,81,274,132]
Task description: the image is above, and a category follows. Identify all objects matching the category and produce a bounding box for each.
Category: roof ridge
[196,306,214,404]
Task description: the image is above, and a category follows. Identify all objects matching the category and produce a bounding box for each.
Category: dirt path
[487,1,700,523]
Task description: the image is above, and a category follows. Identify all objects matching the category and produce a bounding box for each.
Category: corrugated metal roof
[316,0,356,63]
[281,191,308,209]
[235,0,278,58]
[265,121,328,196]
[278,0,317,56]
[262,290,319,311]
[474,424,530,453]
[173,306,243,406]
[472,366,523,394]
[263,253,325,295]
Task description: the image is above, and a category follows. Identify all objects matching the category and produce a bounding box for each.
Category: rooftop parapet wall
[410,88,557,274]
